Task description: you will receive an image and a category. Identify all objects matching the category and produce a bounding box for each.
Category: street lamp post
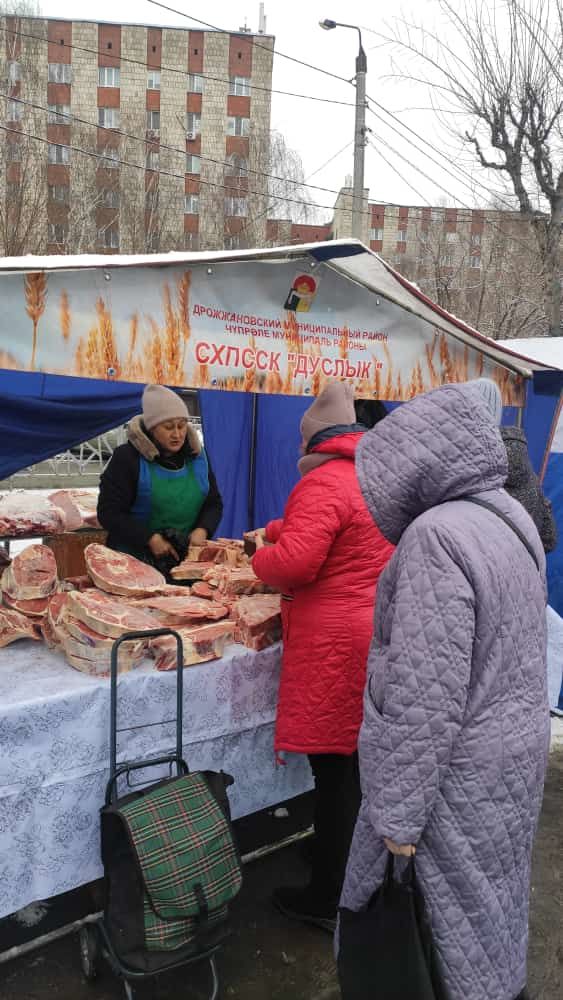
[320,19,367,241]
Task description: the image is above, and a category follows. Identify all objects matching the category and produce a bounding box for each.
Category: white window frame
[445,231,458,243]
[470,254,482,269]
[146,150,160,171]
[431,208,443,223]
[439,254,454,268]
[145,187,159,210]
[98,66,120,87]
[7,142,21,162]
[227,116,250,137]
[186,112,201,136]
[7,100,22,122]
[48,143,70,165]
[184,193,200,215]
[146,110,160,133]
[184,232,199,251]
[370,227,384,241]
[224,196,247,218]
[48,104,71,125]
[48,222,68,245]
[187,73,204,93]
[98,226,120,249]
[147,69,161,90]
[229,76,250,97]
[471,232,482,246]
[225,153,248,177]
[186,154,201,175]
[48,184,69,203]
[48,63,72,84]
[100,188,120,208]
[397,229,407,243]
[98,108,120,129]
[99,147,120,170]
[8,61,21,85]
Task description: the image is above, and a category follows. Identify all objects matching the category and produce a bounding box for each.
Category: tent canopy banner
[0,242,549,404]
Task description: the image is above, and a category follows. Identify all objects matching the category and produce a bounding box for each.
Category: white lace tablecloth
[0,641,313,920]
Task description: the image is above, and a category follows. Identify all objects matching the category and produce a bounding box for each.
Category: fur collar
[127,415,202,462]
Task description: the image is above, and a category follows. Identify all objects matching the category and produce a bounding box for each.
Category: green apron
[146,460,205,537]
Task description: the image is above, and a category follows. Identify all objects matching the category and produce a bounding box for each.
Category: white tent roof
[0,240,555,378]
[497,338,563,371]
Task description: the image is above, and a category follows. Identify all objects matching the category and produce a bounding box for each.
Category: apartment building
[1,15,274,254]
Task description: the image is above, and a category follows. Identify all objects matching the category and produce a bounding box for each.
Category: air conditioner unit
[186,130,196,141]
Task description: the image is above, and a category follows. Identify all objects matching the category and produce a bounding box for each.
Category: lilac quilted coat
[341,383,550,1000]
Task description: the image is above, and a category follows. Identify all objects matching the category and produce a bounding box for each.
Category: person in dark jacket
[501,425,557,553]
[97,384,222,569]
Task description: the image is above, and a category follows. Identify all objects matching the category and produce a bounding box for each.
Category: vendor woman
[97,384,223,568]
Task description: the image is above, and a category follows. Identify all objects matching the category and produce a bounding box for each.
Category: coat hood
[127,415,202,462]
[356,382,508,544]
[310,429,364,460]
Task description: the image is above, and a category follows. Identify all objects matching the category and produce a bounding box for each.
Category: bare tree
[391,0,563,335]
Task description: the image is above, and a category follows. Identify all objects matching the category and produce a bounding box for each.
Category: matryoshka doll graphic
[284,273,318,313]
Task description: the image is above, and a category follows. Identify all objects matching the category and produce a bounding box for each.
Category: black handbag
[337,853,449,1000]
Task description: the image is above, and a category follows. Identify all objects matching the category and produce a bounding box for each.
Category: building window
[6,100,22,122]
[98,66,120,87]
[48,223,68,245]
[7,142,21,161]
[99,147,120,169]
[225,153,248,177]
[184,232,199,251]
[225,234,241,250]
[470,254,481,269]
[370,227,384,241]
[99,108,120,129]
[145,187,159,210]
[471,232,482,246]
[98,226,120,249]
[187,73,204,93]
[147,69,161,90]
[8,61,21,84]
[48,184,69,203]
[439,254,454,267]
[146,149,159,171]
[229,76,250,97]
[227,116,250,137]
[48,63,72,84]
[186,154,201,174]
[48,104,71,124]
[431,208,443,223]
[397,229,407,243]
[186,112,201,137]
[184,193,199,214]
[48,143,70,164]
[224,196,247,217]
[146,110,160,134]
[100,188,119,208]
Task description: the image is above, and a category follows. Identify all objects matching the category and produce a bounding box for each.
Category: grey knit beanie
[142,384,188,431]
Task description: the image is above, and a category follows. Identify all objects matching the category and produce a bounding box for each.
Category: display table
[0,641,312,920]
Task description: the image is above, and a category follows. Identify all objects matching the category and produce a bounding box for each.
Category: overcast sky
[40,0,506,219]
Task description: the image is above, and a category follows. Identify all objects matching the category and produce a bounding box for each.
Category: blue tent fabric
[254,395,310,527]
[524,371,563,474]
[198,389,253,540]
[0,370,144,480]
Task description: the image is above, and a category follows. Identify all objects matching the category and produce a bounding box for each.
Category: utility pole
[319,20,367,241]
[352,41,367,240]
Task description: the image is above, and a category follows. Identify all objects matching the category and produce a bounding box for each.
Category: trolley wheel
[79,924,100,982]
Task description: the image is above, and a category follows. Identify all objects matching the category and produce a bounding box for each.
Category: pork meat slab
[48,491,84,532]
[2,592,49,618]
[170,560,216,582]
[141,595,229,625]
[66,589,160,638]
[0,493,66,538]
[150,621,234,671]
[0,607,41,646]
[1,545,58,600]
[85,544,166,597]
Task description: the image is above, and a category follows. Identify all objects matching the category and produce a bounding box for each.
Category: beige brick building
[0,15,274,254]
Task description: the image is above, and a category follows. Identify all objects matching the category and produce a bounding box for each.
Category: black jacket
[97,417,223,557]
[501,425,557,554]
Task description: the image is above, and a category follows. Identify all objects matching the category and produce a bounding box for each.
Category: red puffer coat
[252,431,394,755]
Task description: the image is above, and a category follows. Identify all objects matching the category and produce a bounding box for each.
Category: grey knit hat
[142,384,188,431]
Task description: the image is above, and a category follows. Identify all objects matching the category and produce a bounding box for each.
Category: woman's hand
[384,837,416,857]
[148,533,179,561]
[189,527,208,547]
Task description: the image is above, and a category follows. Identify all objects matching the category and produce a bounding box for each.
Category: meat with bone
[56,490,100,527]
[1,545,58,600]
[85,544,166,597]
[0,606,41,646]
[59,616,147,675]
[140,595,229,625]
[170,560,216,582]
[2,592,49,618]
[191,582,215,600]
[187,539,247,567]
[47,491,83,532]
[150,621,234,671]
[41,593,70,649]
[66,589,159,639]
[204,566,275,599]
[0,493,66,537]
[231,594,282,650]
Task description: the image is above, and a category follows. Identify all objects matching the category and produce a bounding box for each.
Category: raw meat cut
[59,616,147,675]
[170,560,216,581]
[2,545,58,600]
[187,539,246,567]
[150,621,234,671]
[141,595,229,625]
[41,593,70,649]
[205,566,275,599]
[66,589,159,639]
[48,491,84,532]
[191,582,215,600]
[2,592,49,618]
[63,575,95,591]
[232,594,282,651]
[85,544,166,597]
[0,493,66,537]
[66,490,100,527]
[0,607,41,646]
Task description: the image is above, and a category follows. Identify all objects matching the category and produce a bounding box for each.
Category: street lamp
[319,19,367,241]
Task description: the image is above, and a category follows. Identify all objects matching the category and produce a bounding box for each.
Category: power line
[366,135,429,206]
[0,22,354,107]
[0,92,347,202]
[144,1,353,86]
